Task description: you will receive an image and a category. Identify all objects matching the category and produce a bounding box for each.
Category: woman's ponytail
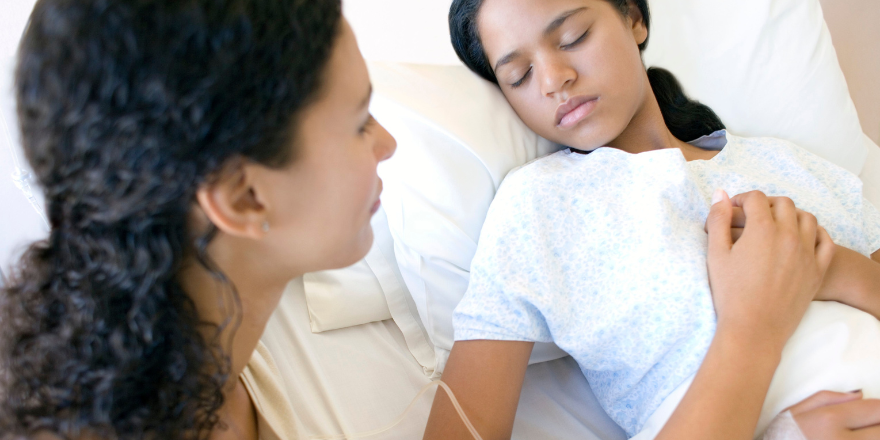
[648,67,725,142]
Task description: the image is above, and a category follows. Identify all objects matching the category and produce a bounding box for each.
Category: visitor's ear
[195,159,269,239]
[627,0,648,46]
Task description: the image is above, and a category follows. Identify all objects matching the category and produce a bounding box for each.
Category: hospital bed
[2,0,880,438]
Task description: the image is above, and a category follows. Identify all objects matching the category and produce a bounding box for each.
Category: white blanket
[633,301,880,439]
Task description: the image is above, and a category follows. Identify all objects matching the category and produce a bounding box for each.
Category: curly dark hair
[0,0,341,438]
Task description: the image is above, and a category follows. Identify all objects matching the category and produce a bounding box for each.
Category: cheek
[508,94,551,135]
[589,32,638,94]
[607,33,647,103]
[586,33,648,118]
[273,149,378,269]
[331,162,377,266]
[318,150,378,251]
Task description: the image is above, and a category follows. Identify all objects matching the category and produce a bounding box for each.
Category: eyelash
[359,114,376,135]
[511,68,532,89]
[509,30,589,89]
[562,30,589,49]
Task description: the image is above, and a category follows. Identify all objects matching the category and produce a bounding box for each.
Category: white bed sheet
[260,277,627,440]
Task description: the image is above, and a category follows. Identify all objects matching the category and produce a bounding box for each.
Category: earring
[262,221,270,233]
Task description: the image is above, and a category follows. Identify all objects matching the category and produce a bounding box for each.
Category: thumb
[706,189,733,256]
[787,390,863,415]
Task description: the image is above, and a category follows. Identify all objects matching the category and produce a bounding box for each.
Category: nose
[538,55,577,98]
[374,120,397,163]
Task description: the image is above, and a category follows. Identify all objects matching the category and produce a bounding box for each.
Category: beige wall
[819,0,880,145]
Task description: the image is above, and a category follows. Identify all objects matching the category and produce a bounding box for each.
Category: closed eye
[359,114,376,135]
[562,30,589,49]
[511,67,533,89]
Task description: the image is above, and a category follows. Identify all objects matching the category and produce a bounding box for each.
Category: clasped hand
[705,190,880,439]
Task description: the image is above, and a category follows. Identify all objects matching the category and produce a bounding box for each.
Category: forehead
[478,0,598,60]
[293,19,370,152]
[315,19,369,107]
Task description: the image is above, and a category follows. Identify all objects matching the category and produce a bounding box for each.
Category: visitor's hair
[449,0,725,142]
[0,0,341,438]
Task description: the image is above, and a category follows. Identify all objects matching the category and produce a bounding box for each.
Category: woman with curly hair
[1,0,394,438]
[0,0,873,439]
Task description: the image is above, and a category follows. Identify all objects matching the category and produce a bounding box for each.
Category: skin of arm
[424,328,785,440]
[423,340,534,440]
[813,248,880,319]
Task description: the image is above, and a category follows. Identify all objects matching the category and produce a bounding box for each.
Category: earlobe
[627,1,648,45]
[633,22,648,46]
[195,165,269,239]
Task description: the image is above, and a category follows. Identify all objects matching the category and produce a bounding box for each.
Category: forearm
[423,340,534,440]
[656,324,782,440]
[816,246,880,319]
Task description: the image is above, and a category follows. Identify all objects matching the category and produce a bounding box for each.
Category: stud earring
[262,221,270,233]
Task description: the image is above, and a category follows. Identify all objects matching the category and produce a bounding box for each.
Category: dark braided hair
[449,0,725,142]
[0,0,341,438]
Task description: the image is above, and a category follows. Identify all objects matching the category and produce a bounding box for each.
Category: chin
[333,225,375,269]
[554,131,602,151]
[355,226,375,259]
[540,122,604,150]
[570,120,625,150]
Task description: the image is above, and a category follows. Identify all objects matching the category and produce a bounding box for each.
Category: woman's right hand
[705,190,836,352]
[789,391,880,439]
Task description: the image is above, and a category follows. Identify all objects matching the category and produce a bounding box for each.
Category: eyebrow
[493,7,589,73]
[545,7,588,36]
[494,51,521,73]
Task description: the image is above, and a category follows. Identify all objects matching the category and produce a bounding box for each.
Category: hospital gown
[453,130,880,436]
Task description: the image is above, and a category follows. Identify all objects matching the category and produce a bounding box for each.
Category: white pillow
[369,62,568,372]
[642,0,868,175]
[304,261,389,332]
[303,208,393,333]
[303,205,438,374]
[362,0,873,375]
[862,138,880,208]
[632,301,880,439]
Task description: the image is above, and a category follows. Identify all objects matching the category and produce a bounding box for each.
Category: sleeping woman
[425,0,880,439]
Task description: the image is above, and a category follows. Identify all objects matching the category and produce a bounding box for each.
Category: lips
[555,95,599,128]
[370,180,383,215]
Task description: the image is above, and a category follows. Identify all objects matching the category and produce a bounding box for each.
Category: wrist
[816,247,880,316]
[714,319,785,366]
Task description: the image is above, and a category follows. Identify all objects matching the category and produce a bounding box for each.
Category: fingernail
[849,389,863,394]
[711,189,725,205]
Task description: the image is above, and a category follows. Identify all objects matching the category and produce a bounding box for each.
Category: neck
[605,72,717,162]
[180,234,294,386]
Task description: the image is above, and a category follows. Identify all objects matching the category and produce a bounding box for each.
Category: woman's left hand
[789,390,880,439]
